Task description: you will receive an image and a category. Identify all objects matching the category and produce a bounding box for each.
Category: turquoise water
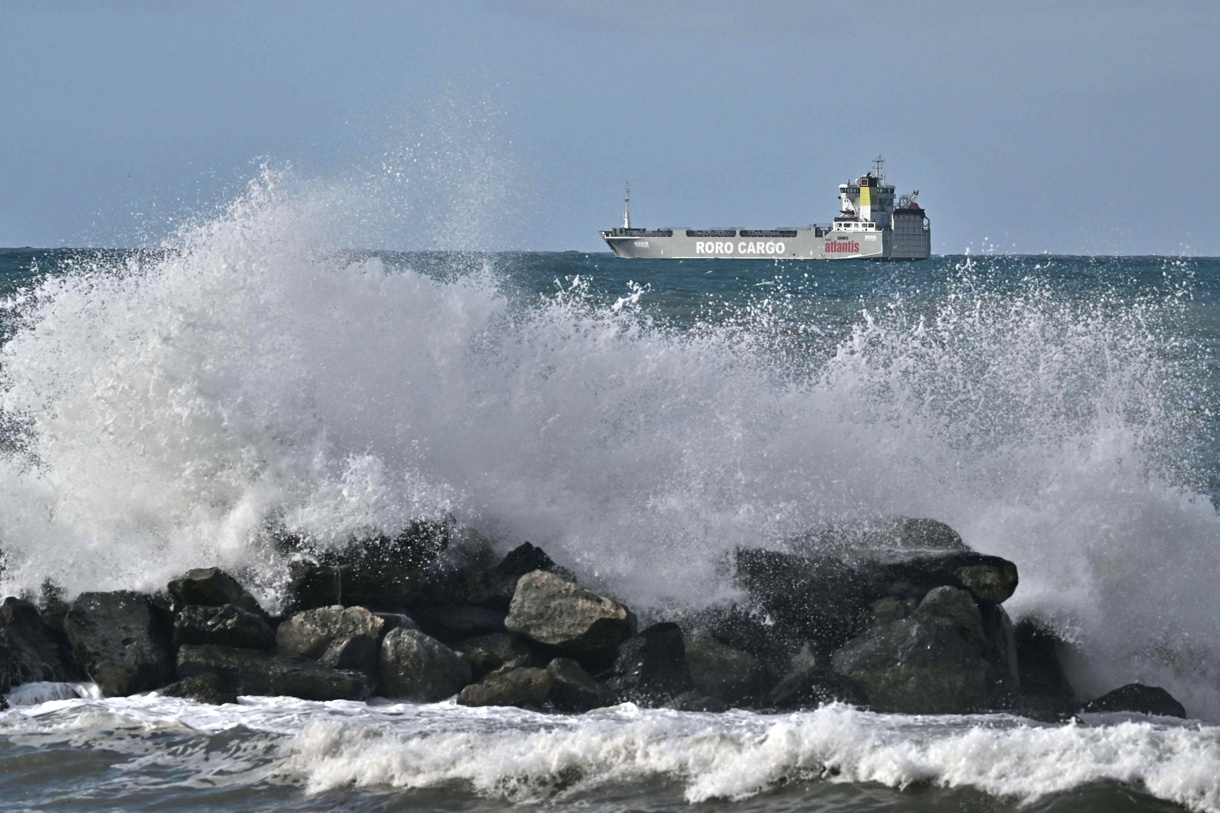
[0,233,1218,811]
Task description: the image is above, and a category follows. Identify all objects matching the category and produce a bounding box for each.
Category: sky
[2,0,1218,255]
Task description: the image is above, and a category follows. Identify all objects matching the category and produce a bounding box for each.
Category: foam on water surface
[1,695,1217,811]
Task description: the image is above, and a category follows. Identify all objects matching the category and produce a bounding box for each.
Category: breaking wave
[0,168,1218,718]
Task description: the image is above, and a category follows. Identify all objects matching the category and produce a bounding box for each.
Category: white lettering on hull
[694,241,786,255]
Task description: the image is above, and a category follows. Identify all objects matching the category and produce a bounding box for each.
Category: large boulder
[412,605,507,644]
[283,559,342,613]
[1081,683,1186,719]
[684,635,767,708]
[0,597,84,687]
[475,542,561,610]
[378,627,471,701]
[176,644,370,701]
[161,673,239,705]
[766,663,867,710]
[733,538,1018,657]
[546,658,612,712]
[276,605,388,658]
[63,591,174,696]
[325,520,450,611]
[173,604,276,651]
[606,622,693,705]
[504,571,634,658]
[831,605,991,714]
[1012,618,1075,719]
[453,633,540,680]
[457,666,553,708]
[167,568,263,615]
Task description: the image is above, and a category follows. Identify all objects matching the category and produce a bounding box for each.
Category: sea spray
[0,170,1218,718]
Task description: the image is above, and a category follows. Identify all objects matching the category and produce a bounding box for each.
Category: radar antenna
[872,154,885,182]
[623,182,631,229]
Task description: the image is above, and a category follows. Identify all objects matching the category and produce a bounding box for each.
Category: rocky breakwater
[0,517,1190,720]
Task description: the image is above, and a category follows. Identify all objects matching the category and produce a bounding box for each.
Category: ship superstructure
[601,156,930,260]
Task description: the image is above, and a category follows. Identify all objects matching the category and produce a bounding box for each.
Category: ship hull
[602,223,929,260]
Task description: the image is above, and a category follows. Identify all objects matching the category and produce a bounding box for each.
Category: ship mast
[623,182,631,229]
[872,154,885,182]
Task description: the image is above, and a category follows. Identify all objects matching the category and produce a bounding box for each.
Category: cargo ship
[601,156,930,260]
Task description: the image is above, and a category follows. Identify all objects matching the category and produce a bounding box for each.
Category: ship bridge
[835,155,896,230]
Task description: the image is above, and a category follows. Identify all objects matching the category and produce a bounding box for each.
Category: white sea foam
[0,167,1218,722]
[12,695,1216,811]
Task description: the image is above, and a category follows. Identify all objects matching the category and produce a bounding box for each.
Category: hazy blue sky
[3,0,1218,254]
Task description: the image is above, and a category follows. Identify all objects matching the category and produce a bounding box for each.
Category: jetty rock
[504,570,635,659]
[63,591,174,697]
[1081,683,1186,719]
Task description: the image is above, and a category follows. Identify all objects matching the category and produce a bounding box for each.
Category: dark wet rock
[1082,683,1187,718]
[869,596,918,628]
[680,604,802,676]
[413,605,507,644]
[684,635,766,708]
[276,605,388,659]
[790,517,969,555]
[734,542,1019,658]
[545,657,612,712]
[173,604,276,651]
[319,635,380,676]
[284,559,341,614]
[767,663,867,709]
[35,580,72,638]
[373,612,420,634]
[0,597,84,686]
[161,673,239,705]
[1013,618,1075,715]
[453,633,540,680]
[412,528,498,608]
[177,644,370,701]
[668,691,727,712]
[378,627,471,701]
[915,587,986,649]
[326,520,451,611]
[63,591,174,697]
[733,548,876,657]
[606,622,693,705]
[457,666,553,708]
[476,542,561,610]
[831,615,990,714]
[978,601,1020,705]
[167,568,263,616]
[505,571,634,657]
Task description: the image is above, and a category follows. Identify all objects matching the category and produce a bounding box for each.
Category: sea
[0,172,1218,812]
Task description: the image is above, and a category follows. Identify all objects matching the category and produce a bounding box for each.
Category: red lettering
[824,240,860,254]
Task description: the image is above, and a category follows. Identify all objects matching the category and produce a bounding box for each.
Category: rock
[326,520,451,610]
[606,622,694,705]
[63,591,174,697]
[173,604,276,651]
[0,597,84,686]
[869,596,918,628]
[284,559,341,613]
[545,658,612,712]
[766,664,867,709]
[413,605,507,644]
[831,615,990,714]
[161,673,239,705]
[1081,683,1187,718]
[453,633,540,680]
[318,635,380,676]
[915,587,986,650]
[412,527,498,607]
[684,635,766,707]
[733,543,1019,657]
[680,603,803,676]
[505,571,634,657]
[978,601,1020,705]
[378,627,471,701]
[167,568,263,616]
[1013,618,1075,716]
[791,517,968,554]
[458,666,554,708]
[177,644,370,701]
[276,605,388,659]
[475,542,561,610]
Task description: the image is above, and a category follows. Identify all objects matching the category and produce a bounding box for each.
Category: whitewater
[0,169,1218,811]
